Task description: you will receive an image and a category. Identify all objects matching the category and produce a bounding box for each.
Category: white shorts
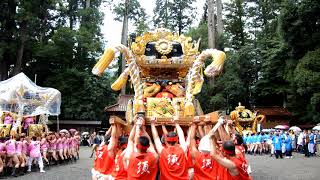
[92,168,100,178]
[247,165,252,174]
[256,142,261,145]
[100,174,112,180]
[91,169,112,180]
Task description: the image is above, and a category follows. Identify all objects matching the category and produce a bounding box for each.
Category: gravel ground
[8,147,320,180]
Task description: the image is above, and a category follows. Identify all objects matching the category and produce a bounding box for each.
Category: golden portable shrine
[93,28,226,128]
[230,103,266,135]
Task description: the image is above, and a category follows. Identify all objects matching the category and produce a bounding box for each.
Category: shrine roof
[253,106,292,116]
[104,95,134,112]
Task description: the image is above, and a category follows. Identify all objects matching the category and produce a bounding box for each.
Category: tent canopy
[0,73,61,116]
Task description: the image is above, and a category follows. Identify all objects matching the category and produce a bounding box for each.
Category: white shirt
[297,133,304,145]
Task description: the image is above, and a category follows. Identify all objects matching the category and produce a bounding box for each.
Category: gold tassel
[204,51,226,77]
[92,48,116,76]
[193,80,204,95]
[111,75,128,91]
[184,102,195,116]
[133,100,145,114]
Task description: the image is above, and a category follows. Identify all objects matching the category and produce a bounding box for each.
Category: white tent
[0,73,61,131]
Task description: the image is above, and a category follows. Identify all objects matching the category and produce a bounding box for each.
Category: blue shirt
[243,136,247,144]
[285,136,292,150]
[309,134,315,144]
[252,135,257,143]
[257,135,263,143]
[273,135,282,150]
[93,137,101,144]
[247,136,252,144]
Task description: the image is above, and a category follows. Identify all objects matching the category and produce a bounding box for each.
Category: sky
[100,0,206,47]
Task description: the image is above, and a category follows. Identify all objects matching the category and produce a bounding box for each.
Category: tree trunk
[178,9,182,34]
[120,0,129,95]
[69,2,74,30]
[165,0,168,27]
[86,0,91,8]
[216,0,223,36]
[1,0,17,79]
[0,60,8,80]
[207,0,215,49]
[13,21,27,75]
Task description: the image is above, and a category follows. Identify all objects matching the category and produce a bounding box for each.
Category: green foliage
[134,10,149,35]
[113,0,146,24]
[188,0,320,125]
[1,0,319,125]
[224,0,248,49]
[279,0,320,58]
[153,0,171,28]
[0,0,117,121]
[294,49,320,95]
[187,23,208,50]
[290,49,320,123]
[45,69,116,120]
[153,0,195,34]
[170,0,195,34]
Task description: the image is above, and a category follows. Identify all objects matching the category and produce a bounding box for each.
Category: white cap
[198,135,212,152]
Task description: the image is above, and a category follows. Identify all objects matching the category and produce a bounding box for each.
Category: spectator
[284,131,293,158]
[297,131,304,153]
[90,132,101,158]
[290,130,296,151]
[308,130,315,156]
[303,130,310,157]
[316,130,320,157]
[273,131,283,159]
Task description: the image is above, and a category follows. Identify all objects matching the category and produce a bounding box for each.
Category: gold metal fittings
[155,39,173,55]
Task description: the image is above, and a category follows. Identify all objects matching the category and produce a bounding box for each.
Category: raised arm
[210,138,238,176]
[134,115,145,147]
[186,126,191,147]
[198,125,205,138]
[108,120,117,152]
[204,125,212,135]
[105,127,112,136]
[189,123,198,159]
[208,117,224,137]
[174,118,187,152]
[217,118,231,141]
[162,123,169,135]
[150,117,164,153]
[123,124,136,170]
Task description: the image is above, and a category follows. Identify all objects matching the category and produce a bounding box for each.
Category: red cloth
[220,156,251,180]
[111,149,127,180]
[127,152,158,180]
[193,151,218,180]
[159,145,188,180]
[186,149,194,169]
[93,145,114,175]
[236,145,246,158]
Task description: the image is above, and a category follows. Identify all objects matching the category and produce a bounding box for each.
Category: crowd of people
[91,116,252,180]
[0,130,80,178]
[243,129,320,159]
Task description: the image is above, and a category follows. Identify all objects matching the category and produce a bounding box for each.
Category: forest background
[0,0,319,125]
